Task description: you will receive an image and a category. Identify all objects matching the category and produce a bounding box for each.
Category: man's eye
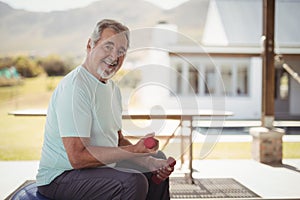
[118,50,126,57]
[104,45,113,51]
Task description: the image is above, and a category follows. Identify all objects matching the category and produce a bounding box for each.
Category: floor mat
[170,177,260,199]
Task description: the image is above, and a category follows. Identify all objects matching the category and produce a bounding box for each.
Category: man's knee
[155,150,167,159]
[124,172,148,199]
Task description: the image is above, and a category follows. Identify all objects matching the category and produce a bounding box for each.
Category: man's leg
[145,151,170,200]
[143,172,170,200]
[117,151,171,200]
[38,167,148,200]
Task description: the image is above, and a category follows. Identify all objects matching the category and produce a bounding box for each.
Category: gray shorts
[38,152,170,200]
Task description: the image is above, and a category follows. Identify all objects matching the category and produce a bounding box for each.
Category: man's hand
[119,130,159,154]
[148,157,176,182]
[132,137,158,154]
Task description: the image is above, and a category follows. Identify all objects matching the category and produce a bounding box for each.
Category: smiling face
[83,28,128,83]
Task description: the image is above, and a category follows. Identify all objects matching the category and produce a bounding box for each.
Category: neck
[82,62,107,84]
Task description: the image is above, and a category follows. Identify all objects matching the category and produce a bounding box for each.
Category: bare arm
[118,130,175,181]
[62,131,174,182]
[117,130,159,170]
[62,136,154,169]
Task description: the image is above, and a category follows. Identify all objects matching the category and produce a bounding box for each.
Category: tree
[0,57,14,69]
[38,55,69,76]
[14,56,43,77]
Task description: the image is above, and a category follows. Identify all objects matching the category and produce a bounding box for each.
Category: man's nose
[108,49,119,61]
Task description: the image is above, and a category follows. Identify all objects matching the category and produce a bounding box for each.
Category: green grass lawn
[0,76,300,160]
[0,75,61,160]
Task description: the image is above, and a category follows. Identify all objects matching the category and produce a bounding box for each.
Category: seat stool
[8,181,49,200]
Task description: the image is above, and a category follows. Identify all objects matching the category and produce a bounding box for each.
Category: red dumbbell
[144,137,158,149]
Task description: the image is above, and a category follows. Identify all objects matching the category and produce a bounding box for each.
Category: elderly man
[36,19,175,200]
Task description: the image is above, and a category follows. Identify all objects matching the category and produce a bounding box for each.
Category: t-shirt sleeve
[56,82,92,138]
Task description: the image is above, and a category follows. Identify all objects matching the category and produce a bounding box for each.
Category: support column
[261,0,275,128]
[251,0,285,164]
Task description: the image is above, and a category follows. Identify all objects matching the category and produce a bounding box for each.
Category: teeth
[105,61,118,66]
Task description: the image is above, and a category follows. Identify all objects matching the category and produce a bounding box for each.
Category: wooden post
[261,0,275,128]
[251,0,285,165]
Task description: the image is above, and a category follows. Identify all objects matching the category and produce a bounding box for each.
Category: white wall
[224,57,262,119]
[125,23,263,119]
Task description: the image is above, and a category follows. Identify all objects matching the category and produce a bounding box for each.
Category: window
[172,63,183,94]
[237,65,248,96]
[205,66,215,95]
[170,57,250,97]
[189,65,199,94]
[221,65,233,96]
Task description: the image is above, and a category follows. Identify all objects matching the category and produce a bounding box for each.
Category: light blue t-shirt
[36,65,122,186]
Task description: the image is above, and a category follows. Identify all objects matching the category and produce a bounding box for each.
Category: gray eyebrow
[103,41,114,46]
[103,41,127,52]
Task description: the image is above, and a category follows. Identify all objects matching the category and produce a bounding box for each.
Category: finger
[165,166,174,172]
[154,140,159,150]
[155,173,166,181]
[162,165,174,174]
[155,174,163,181]
[144,132,155,138]
[146,148,158,155]
[157,168,172,177]
[157,171,169,180]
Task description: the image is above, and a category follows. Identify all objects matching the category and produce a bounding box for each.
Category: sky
[0,0,190,12]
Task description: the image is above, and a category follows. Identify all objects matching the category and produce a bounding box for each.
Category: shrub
[38,55,70,76]
[13,56,44,77]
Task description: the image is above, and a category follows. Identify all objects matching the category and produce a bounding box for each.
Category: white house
[123,0,300,120]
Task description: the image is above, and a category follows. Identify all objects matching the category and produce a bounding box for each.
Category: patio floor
[1,158,300,200]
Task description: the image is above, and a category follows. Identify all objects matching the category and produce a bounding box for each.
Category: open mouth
[104,60,118,67]
[97,59,120,80]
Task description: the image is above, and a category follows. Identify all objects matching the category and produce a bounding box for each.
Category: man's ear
[86,38,93,51]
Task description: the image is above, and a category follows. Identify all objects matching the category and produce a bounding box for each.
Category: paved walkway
[191,159,300,199]
[1,158,300,200]
[0,161,39,199]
